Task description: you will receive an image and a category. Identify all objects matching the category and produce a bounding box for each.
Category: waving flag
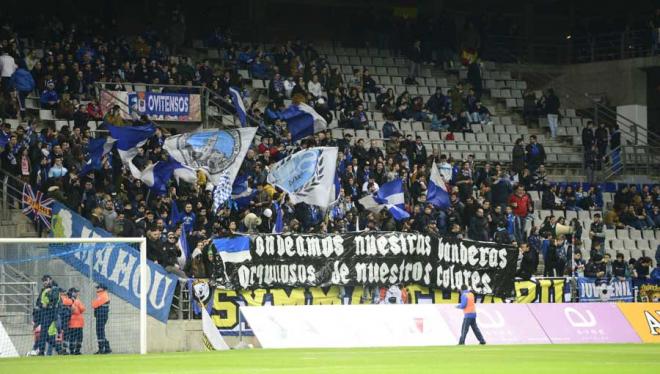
[230,175,256,209]
[164,128,256,186]
[80,137,116,175]
[105,123,156,179]
[272,201,284,234]
[137,158,195,195]
[106,123,156,163]
[177,231,189,269]
[229,87,247,126]
[212,172,232,212]
[427,161,450,209]
[213,236,251,263]
[279,102,327,142]
[359,179,410,221]
[21,185,54,229]
[170,199,181,229]
[267,147,338,208]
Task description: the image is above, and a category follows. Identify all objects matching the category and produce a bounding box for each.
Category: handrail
[487,50,658,147]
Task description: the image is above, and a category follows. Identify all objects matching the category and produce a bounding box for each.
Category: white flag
[267,147,338,208]
[164,128,257,185]
[201,305,230,350]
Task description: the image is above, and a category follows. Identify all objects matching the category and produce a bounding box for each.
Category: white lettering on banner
[355,234,431,257]
[147,95,189,114]
[149,271,175,309]
[93,245,113,277]
[108,249,137,289]
[645,311,660,335]
[564,307,596,328]
[236,264,317,288]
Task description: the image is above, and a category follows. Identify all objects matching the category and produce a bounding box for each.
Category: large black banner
[220,232,518,297]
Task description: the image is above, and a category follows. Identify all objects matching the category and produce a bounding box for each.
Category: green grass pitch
[1,344,658,373]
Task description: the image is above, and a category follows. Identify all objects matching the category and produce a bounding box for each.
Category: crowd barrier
[240,303,659,348]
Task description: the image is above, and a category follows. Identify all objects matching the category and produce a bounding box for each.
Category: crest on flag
[21,185,54,229]
[164,128,256,185]
[267,147,338,208]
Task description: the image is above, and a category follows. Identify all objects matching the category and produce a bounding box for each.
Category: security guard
[456,285,486,345]
[92,284,111,354]
[34,275,57,355]
[62,288,85,355]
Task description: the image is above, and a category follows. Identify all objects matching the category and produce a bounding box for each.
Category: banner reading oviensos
[577,277,634,302]
[100,90,202,122]
[217,232,518,297]
[49,202,177,322]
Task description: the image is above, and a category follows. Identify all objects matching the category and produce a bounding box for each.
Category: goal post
[0,237,148,357]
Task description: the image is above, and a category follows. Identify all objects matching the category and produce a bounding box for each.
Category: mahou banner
[219,232,518,297]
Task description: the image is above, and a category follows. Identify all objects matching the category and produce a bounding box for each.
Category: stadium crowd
[0,18,658,289]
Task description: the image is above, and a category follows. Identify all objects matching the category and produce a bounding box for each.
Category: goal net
[0,237,148,357]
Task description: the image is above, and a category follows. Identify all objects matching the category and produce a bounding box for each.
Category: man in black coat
[581,121,595,149]
[525,135,546,173]
[468,208,489,242]
[516,243,535,280]
[595,122,609,158]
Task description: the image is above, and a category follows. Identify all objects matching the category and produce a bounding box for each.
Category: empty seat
[642,229,657,240]
[604,230,616,240]
[616,229,630,240]
[629,230,642,240]
[636,239,651,252]
[622,239,637,251]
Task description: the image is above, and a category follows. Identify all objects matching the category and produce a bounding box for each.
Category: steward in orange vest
[456,285,486,345]
[92,284,111,354]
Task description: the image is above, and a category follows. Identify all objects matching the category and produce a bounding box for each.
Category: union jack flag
[21,185,54,229]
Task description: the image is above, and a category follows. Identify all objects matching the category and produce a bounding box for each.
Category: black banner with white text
[219,232,518,297]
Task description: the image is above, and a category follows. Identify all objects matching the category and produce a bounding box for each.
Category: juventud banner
[220,232,518,297]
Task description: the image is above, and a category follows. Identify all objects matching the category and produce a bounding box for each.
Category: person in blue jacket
[40,80,59,109]
[10,60,35,115]
[456,285,486,345]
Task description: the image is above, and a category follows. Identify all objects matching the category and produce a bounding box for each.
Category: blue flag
[272,201,284,234]
[230,175,256,209]
[212,236,251,263]
[106,123,156,161]
[279,102,327,142]
[138,158,186,195]
[427,161,450,209]
[80,137,116,175]
[229,87,247,126]
[358,179,410,221]
[170,199,181,229]
[177,231,189,269]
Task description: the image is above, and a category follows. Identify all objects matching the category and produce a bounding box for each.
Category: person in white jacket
[0,50,18,96]
[307,75,323,99]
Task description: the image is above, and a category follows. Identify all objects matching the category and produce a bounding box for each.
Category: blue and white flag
[177,231,189,269]
[279,102,327,142]
[212,172,232,212]
[164,128,257,185]
[427,161,450,209]
[267,147,338,208]
[228,86,247,126]
[272,201,284,234]
[359,178,410,221]
[213,236,251,263]
[137,158,195,195]
[230,174,256,209]
[80,137,116,175]
[106,123,156,163]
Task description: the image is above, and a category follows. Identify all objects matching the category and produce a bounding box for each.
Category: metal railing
[484,28,655,65]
